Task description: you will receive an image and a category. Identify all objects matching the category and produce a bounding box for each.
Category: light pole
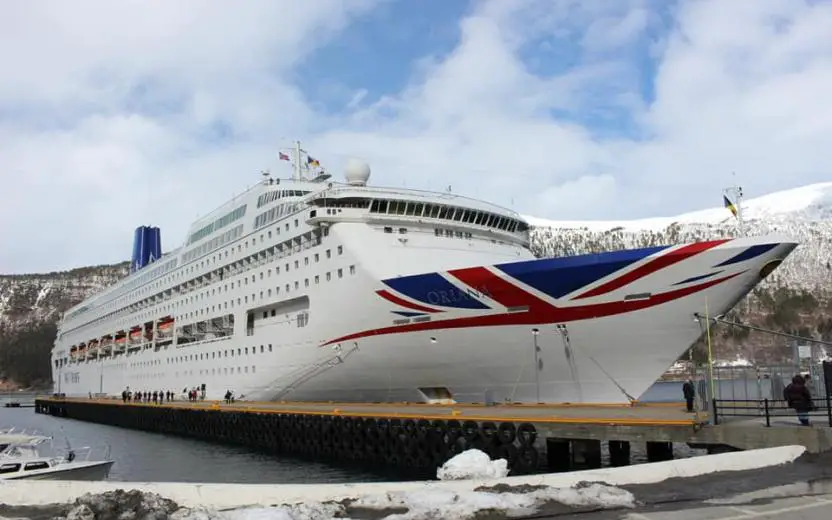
[532,328,541,403]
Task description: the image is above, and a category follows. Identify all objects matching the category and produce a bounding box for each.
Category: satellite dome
[344,158,371,186]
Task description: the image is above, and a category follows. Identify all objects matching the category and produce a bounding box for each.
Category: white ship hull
[54,228,796,404]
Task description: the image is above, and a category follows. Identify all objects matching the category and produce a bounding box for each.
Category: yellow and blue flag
[723,195,738,217]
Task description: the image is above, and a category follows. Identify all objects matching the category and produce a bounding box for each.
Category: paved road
[621,494,832,519]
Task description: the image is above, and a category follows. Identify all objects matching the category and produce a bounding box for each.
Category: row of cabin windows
[170,343,274,364]
[66,219,324,343]
[382,226,475,240]
[368,199,525,232]
[188,204,248,245]
[257,189,311,208]
[67,203,308,331]
[177,265,354,323]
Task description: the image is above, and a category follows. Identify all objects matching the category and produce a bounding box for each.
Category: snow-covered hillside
[526,182,832,294]
[526,182,832,232]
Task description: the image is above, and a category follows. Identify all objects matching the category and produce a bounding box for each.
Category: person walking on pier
[784,374,814,426]
[682,379,696,412]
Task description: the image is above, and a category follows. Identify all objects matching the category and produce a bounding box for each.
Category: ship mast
[723,175,745,237]
[293,140,303,181]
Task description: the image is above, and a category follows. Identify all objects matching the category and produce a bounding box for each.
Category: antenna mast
[723,173,745,236]
[293,140,303,181]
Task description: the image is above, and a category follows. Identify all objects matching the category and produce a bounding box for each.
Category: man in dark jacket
[784,374,813,426]
[682,379,696,412]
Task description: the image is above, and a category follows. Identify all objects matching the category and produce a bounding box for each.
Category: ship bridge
[304,159,530,247]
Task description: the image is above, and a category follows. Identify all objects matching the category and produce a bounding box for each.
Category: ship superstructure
[51,144,798,404]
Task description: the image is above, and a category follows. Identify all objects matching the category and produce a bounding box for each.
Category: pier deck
[34,397,832,477]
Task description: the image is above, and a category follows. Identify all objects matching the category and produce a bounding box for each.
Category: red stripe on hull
[323,272,743,346]
[447,266,551,308]
[376,290,442,314]
[573,239,730,300]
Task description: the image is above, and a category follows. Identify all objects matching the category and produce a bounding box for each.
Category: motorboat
[0,435,114,480]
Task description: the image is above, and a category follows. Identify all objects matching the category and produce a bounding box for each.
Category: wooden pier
[34,397,832,477]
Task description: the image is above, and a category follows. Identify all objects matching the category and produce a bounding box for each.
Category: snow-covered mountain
[526,182,832,294]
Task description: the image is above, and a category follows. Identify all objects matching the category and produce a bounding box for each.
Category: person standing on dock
[784,375,813,426]
[682,379,696,412]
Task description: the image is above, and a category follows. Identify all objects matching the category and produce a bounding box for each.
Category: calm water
[1,393,387,484]
[1,380,755,484]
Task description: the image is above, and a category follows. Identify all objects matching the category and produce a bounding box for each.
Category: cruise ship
[51,144,798,404]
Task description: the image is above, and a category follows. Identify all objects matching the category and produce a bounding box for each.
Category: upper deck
[58,146,532,331]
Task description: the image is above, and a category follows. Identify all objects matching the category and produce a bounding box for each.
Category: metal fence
[687,363,828,410]
[713,396,832,427]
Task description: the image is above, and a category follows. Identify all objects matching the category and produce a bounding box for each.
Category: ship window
[0,463,21,474]
[337,246,343,255]
[326,272,331,281]
[384,226,393,233]
[350,265,356,275]
[326,249,331,258]
[294,219,299,227]
[337,268,343,278]
[263,311,268,319]
[315,275,320,284]
[294,281,299,289]
[399,228,407,234]
[24,461,50,471]
[271,309,276,317]
[294,260,299,268]
[305,279,309,287]
[388,200,399,214]
[304,257,309,265]
[269,344,273,352]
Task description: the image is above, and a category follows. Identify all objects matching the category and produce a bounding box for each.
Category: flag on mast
[279,152,290,161]
[723,195,738,218]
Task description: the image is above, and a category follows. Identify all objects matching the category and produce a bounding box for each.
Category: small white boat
[0,436,114,481]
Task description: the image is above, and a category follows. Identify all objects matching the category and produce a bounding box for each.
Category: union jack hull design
[303,234,795,404]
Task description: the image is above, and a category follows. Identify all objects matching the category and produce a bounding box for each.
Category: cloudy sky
[1,0,831,273]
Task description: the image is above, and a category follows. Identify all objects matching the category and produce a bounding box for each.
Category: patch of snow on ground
[436,448,509,480]
[168,482,634,520]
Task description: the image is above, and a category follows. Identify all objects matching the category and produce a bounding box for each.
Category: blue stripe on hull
[383,273,490,309]
[715,243,778,267]
[495,245,670,299]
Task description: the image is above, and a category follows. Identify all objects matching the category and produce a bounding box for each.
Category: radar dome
[344,158,371,186]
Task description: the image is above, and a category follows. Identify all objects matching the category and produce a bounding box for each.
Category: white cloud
[1,0,831,272]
